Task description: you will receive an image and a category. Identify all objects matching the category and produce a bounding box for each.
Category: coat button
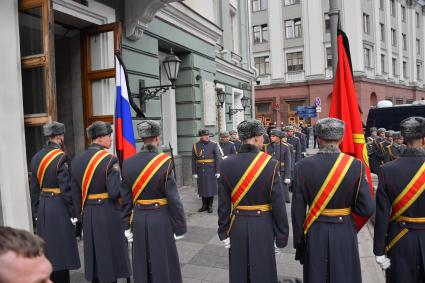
[155,203,158,207]
[98,199,101,203]
[339,217,343,221]
[257,211,261,214]
[236,210,239,214]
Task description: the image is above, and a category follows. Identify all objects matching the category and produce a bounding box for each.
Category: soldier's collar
[89,143,104,150]
[238,144,260,153]
[402,147,425,157]
[318,145,341,154]
[140,144,158,153]
[46,141,61,149]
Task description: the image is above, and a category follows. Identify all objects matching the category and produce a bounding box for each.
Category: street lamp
[228,96,251,119]
[216,88,226,108]
[135,48,181,116]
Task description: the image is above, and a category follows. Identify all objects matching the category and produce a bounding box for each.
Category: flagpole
[329,0,339,78]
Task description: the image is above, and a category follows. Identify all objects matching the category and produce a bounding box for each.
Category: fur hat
[316,118,345,141]
[220,131,230,138]
[43,121,65,137]
[137,120,160,139]
[282,125,295,132]
[377,128,386,134]
[385,130,394,138]
[86,121,113,140]
[237,120,266,141]
[369,127,377,133]
[270,129,284,138]
[393,131,402,139]
[229,130,237,135]
[400,116,425,140]
[198,129,210,137]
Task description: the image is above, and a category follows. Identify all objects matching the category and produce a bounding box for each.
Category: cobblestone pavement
[71,147,385,282]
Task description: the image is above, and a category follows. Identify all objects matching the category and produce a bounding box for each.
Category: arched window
[370,92,378,107]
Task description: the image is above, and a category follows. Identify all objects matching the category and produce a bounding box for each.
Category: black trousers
[202,197,214,208]
[50,270,70,283]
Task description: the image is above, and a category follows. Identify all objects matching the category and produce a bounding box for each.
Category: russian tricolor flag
[115,55,136,163]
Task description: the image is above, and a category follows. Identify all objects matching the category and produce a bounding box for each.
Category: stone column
[268,0,285,82]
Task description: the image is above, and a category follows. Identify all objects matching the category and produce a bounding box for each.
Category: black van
[365,104,425,134]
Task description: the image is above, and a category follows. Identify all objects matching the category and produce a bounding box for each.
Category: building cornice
[156,2,222,46]
[216,57,256,83]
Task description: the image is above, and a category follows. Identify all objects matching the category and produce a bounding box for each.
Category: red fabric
[329,34,375,231]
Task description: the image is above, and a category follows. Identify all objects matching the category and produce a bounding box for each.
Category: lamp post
[227,96,251,119]
[133,48,181,115]
[216,88,226,133]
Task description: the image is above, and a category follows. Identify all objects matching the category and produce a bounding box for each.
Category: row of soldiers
[368,127,407,174]
[30,120,186,283]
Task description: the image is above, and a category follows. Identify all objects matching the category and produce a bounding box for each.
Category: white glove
[124,229,133,243]
[222,238,231,249]
[70,218,78,225]
[193,174,198,179]
[375,255,391,270]
[174,234,185,241]
[274,242,281,254]
[223,156,228,159]
[215,173,220,179]
[284,178,291,184]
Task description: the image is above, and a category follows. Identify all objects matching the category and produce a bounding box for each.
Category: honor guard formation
[27,115,425,283]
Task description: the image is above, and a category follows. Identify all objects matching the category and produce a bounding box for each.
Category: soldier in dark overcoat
[292,118,375,283]
[368,127,386,173]
[284,125,302,162]
[218,120,289,283]
[192,129,221,213]
[384,131,406,162]
[295,126,307,158]
[70,121,131,283]
[373,116,425,282]
[219,131,237,157]
[265,129,292,202]
[30,121,80,283]
[121,120,187,283]
[229,130,242,152]
[380,130,394,163]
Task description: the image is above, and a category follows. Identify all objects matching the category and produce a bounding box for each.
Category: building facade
[252,0,425,125]
[0,0,256,229]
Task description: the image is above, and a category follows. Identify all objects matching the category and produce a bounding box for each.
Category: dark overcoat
[292,148,375,283]
[265,141,292,201]
[30,142,80,272]
[192,140,220,197]
[220,141,237,156]
[295,132,307,155]
[71,143,131,282]
[218,144,289,283]
[121,145,187,283]
[374,147,425,283]
[384,144,406,162]
[288,135,302,162]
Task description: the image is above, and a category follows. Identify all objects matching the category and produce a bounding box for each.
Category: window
[284,0,300,6]
[417,63,422,80]
[287,51,303,72]
[403,61,407,78]
[325,15,331,33]
[230,11,240,53]
[391,28,397,46]
[257,103,271,113]
[379,0,384,10]
[252,0,267,12]
[416,12,420,28]
[326,47,332,68]
[364,48,371,68]
[392,57,397,76]
[381,54,386,73]
[417,39,421,55]
[407,98,414,104]
[285,18,302,38]
[395,98,404,105]
[255,56,270,75]
[402,34,407,50]
[380,23,385,42]
[401,6,406,22]
[253,24,268,44]
[390,0,395,16]
[363,13,370,34]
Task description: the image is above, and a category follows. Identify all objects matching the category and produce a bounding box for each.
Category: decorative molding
[53,0,115,25]
[216,57,255,83]
[125,0,180,41]
[156,2,222,46]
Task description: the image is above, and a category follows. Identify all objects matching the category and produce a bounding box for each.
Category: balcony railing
[285,71,305,82]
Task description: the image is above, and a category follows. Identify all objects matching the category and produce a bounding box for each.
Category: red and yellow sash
[36,149,64,187]
[132,153,171,202]
[390,162,425,221]
[231,152,272,207]
[81,150,111,209]
[303,153,354,234]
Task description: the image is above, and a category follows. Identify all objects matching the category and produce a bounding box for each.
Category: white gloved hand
[174,234,185,241]
[223,156,228,159]
[124,229,133,243]
[284,178,291,184]
[274,242,281,254]
[375,255,391,270]
[215,173,220,179]
[193,174,198,179]
[222,238,231,249]
[70,218,78,225]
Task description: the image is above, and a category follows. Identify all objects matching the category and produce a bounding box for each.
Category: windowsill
[252,9,267,13]
[254,41,269,45]
[284,3,300,6]
[286,70,304,73]
[285,36,303,40]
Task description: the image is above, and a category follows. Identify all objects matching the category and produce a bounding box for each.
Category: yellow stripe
[81,151,110,208]
[385,228,409,253]
[353,133,365,144]
[304,153,354,234]
[391,162,425,220]
[231,153,271,208]
[196,159,215,163]
[236,204,272,211]
[37,150,63,186]
[41,188,61,194]
[136,198,168,205]
[321,208,351,216]
[398,216,425,223]
[87,193,109,199]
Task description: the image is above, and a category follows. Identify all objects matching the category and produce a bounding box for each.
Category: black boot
[207,197,214,213]
[198,198,207,212]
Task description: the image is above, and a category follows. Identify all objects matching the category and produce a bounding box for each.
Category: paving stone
[181,264,211,280]
[203,267,229,282]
